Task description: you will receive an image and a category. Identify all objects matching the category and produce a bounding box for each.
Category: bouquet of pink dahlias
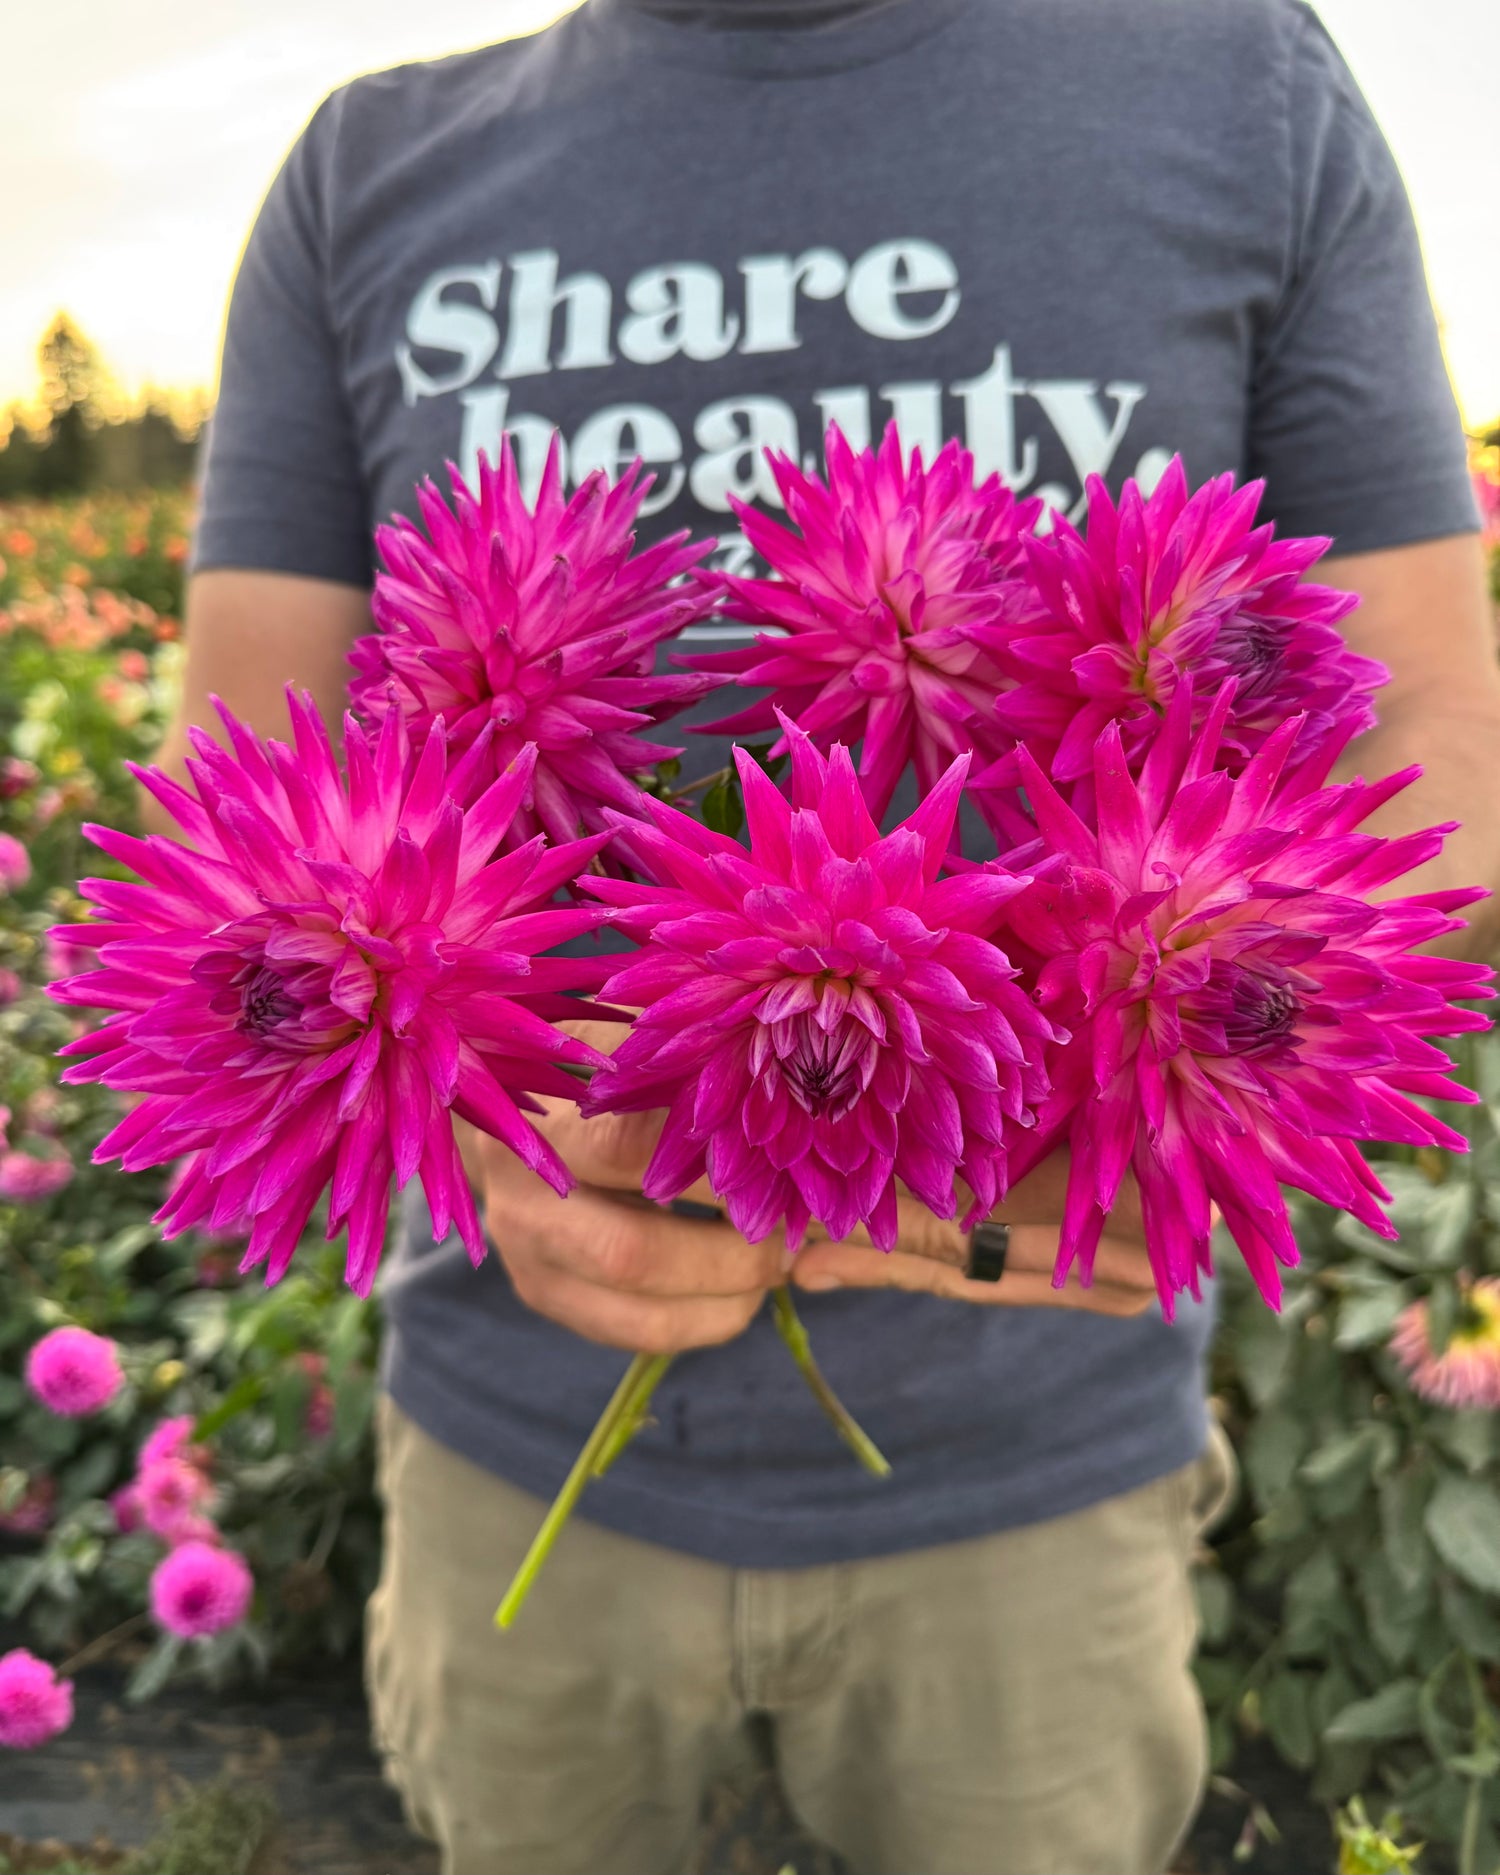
[47,424,1495,1635]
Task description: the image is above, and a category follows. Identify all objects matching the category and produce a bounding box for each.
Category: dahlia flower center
[1192,960,1302,1057]
[1215,613,1291,696]
[775,1012,879,1119]
[196,925,366,1057]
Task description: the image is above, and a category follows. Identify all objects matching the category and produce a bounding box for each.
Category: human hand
[792,1149,1159,1318]
[458,1021,786,1354]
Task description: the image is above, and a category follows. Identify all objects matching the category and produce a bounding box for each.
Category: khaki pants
[367,1397,1234,1875]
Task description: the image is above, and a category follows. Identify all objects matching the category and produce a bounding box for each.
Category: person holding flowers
[141,1,1498,1870]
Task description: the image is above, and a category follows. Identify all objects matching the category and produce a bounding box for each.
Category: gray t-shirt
[196,0,1477,1567]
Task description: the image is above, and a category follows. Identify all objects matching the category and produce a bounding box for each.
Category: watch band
[965,1219,1011,1283]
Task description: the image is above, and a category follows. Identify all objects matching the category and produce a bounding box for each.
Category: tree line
[0,316,204,499]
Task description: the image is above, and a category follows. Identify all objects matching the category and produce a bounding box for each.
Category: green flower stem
[494,1350,663,1631]
[772,1285,892,1478]
[592,1352,674,1478]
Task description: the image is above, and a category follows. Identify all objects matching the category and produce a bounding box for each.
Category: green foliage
[1202,1030,1500,1872]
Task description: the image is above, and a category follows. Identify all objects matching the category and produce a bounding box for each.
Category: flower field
[0,490,381,1716]
[0,481,1499,1870]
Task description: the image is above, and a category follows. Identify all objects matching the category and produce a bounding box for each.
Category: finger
[487,1173,788,1300]
[503,1255,768,1354]
[791,1237,1157,1316]
[998,1152,1147,1238]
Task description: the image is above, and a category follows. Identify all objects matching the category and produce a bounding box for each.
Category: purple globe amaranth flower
[583,720,1059,1248]
[0,1651,72,1750]
[971,460,1385,834]
[350,438,721,847]
[51,696,613,1295]
[25,1326,124,1416]
[997,686,1493,1317]
[684,424,1044,820]
[150,1540,252,1638]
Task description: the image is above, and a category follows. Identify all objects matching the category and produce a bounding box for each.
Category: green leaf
[1360,1548,1428,1668]
[701,772,744,839]
[1422,1179,1478,1266]
[1283,1547,1345,1657]
[99,1221,159,1274]
[1243,1405,1307,1506]
[1334,1286,1408,1350]
[1433,1409,1498,1475]
[1379,1468,1432,1592]
[1425,1474,1500,1595]
[193,1374,267,1442]
[1234,1308,1297,1407]
[1323,1678,1422,1742]
[125,1632,182,1704]
[1193,1566,1235,1648]
[1439,1576,1500,1662]
[1261,1670,1317,1768]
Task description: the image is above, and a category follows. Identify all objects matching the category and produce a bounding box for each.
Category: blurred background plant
[0,484,382,1713]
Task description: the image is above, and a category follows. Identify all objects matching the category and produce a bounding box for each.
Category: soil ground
[0,1667,1342,1875]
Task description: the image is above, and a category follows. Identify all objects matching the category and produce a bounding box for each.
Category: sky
[2,0,1496,426]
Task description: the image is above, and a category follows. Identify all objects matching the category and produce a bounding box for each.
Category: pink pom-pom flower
[350,438,721,843]
[0,833,31,893]
[1390,1278,1500,1410]
[138,1415,208,1473]
[684,423,1043,820]
[998,684,1493,1317]
[150,1541,253,1638]
[136,1459,217,1545]
[50,697,615,1295]
[0,1151,73,1203]
[583,719,1059,1247]
[0,1650,73,1750]
[24,1326,124,1417]
[972,461,1383,835]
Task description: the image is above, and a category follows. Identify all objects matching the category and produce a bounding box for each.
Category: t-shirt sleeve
[193,93,374,587]
[1247,4,1478,552]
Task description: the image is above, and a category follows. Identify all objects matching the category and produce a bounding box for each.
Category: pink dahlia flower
[350,438,720,845]
[973,461,1383,828]
[0,1650,72,1750]
[139,1415,208,1473]
[1390,1277,1500,1409]
[0,756,39,800]
[998,686,1493,1316]
[25,1326,124,1416]
[584,722,1058,1247]
[150,1540,253,1638]
[111,1484,142,1534]
[0,1150,73,1203]
[0,833,30,893]
[136,1459,216,1544]
[51,699,613,1295]
[684,424,1043,820]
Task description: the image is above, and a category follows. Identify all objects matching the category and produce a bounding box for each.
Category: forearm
[1326,535,1500,959]
[143,569,370,837]
[1337,699,1500,954]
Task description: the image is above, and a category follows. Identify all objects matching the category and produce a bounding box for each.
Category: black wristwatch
[964,1219,1011,1283]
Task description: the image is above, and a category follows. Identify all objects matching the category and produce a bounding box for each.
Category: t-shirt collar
[583,0,973,78]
